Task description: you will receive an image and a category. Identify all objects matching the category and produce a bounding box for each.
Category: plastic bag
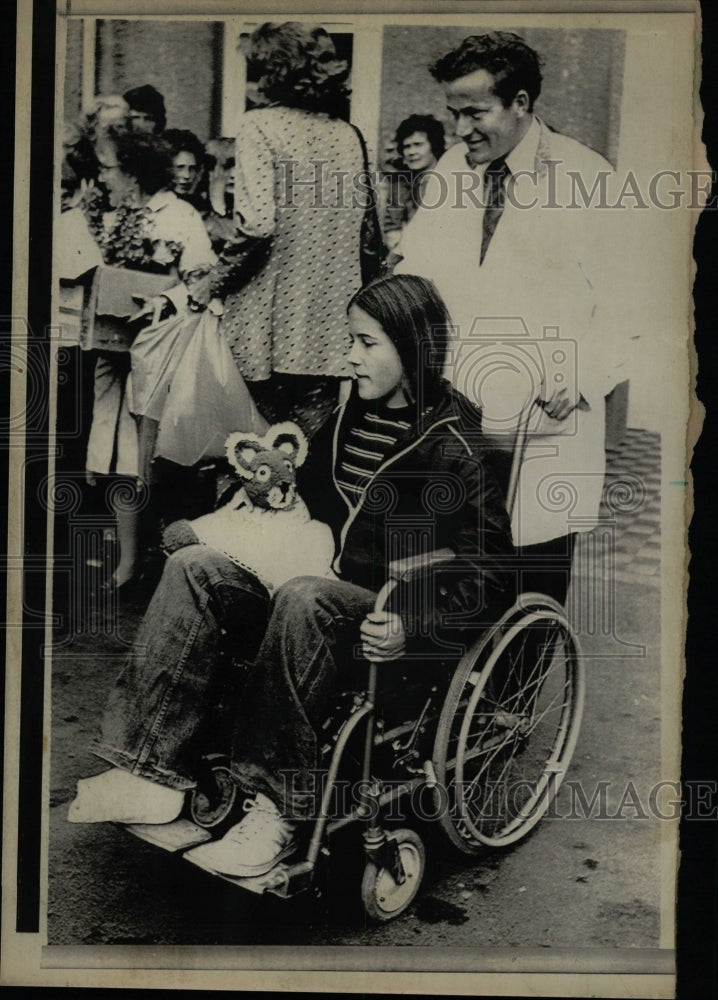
[128,308,200,421]
[155,309,268,466]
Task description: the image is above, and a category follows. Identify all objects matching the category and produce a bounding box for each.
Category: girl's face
[347,306,408,408]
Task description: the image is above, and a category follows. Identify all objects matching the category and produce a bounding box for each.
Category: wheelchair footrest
[183,854,314,898]
[123,818,213,852]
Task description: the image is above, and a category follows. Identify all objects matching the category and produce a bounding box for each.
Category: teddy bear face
[224,422,308,512]
[243,448,297,510]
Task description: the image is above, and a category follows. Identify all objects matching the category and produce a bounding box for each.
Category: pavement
[46,428,668,952]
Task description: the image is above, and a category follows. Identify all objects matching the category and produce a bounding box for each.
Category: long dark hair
[348,274,452,406]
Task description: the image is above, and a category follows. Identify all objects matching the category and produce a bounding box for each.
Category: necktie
[480,158,511,265]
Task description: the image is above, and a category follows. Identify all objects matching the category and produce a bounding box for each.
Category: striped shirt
[336,403,412,507]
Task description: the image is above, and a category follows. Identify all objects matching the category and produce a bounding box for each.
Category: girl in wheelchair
[69,273,516,880]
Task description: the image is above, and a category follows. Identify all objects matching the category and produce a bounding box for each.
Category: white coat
[395,117,626,546]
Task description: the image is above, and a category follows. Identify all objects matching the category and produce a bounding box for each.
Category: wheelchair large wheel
[360,829,426,922]
[433,594,585,851]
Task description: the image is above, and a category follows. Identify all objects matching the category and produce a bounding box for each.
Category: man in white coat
[395,31,625,603]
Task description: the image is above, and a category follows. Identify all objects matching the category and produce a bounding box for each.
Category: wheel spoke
[433,605,584,849]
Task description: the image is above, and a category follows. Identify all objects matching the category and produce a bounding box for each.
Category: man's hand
[359,611,406,662]
[538,385,578,422]
[129,294,174,325]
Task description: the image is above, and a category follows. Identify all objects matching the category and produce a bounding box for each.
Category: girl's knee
[164,544,209,578]
[273,576,326,610]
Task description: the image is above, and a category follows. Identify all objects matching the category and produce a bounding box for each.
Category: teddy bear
[162,423,336,592]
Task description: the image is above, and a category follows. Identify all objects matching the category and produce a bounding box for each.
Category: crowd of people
[59,23,374,592]
[65,26,621,880]
[59,28,454,595]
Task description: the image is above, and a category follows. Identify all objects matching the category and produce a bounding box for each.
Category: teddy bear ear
[225,432,263,478]
[267,421,309,467]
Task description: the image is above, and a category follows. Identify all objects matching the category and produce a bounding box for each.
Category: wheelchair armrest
[374,549,456,615]
[386,548,456,584]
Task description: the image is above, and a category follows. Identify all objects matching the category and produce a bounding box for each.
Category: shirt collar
[145,188,175,213]
[505,115,541,177]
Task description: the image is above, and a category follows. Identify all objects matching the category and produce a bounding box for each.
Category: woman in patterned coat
[190,22,373,438]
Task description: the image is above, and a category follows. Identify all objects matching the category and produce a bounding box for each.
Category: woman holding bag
[188,22,381,439]
[83,130,264,592]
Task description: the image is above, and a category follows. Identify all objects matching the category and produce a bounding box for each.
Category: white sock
[67,768,184,825]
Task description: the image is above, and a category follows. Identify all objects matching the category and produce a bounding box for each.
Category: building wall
[95,19,223,141]
[63,18,83,124]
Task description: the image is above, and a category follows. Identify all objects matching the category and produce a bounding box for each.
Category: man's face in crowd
[128,109,158,135]
[401,132,435,171]
[445,68,530,166]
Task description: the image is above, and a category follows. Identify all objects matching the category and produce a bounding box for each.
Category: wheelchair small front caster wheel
[189,755,237,829]
[360,828,425,922]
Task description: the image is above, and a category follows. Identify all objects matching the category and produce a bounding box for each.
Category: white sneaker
[185,793,295,878]
[67,769,185,825]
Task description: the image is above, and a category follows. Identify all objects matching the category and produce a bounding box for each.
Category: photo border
[2,0,711,994]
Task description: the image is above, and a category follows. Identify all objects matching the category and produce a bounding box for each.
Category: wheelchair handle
[373,548,456,615]
[505,397,541,519]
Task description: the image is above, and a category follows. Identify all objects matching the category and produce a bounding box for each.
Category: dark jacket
[298,383,515,648]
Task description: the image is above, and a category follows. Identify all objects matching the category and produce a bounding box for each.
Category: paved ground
[46,430,667,951]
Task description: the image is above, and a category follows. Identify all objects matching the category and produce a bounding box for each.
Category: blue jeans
[96,546,376,814]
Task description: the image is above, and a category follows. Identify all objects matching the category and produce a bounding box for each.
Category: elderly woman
[81,130,216,590]
[60,96,131,212]
[189,21,376,438]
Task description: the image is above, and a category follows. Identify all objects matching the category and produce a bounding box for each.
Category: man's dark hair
[106,130,174,195]
[348,274,451,405]
[123,84,167,133]
[430,32,542,111]
[163,128,206,166]
[395,114,446,163]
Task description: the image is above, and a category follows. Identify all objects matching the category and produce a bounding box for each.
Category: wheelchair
[126,405,586,923]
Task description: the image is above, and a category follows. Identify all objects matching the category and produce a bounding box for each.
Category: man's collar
[505,115,541,176]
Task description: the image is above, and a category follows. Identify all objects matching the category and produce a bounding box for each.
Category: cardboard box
[70,265,177,351]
